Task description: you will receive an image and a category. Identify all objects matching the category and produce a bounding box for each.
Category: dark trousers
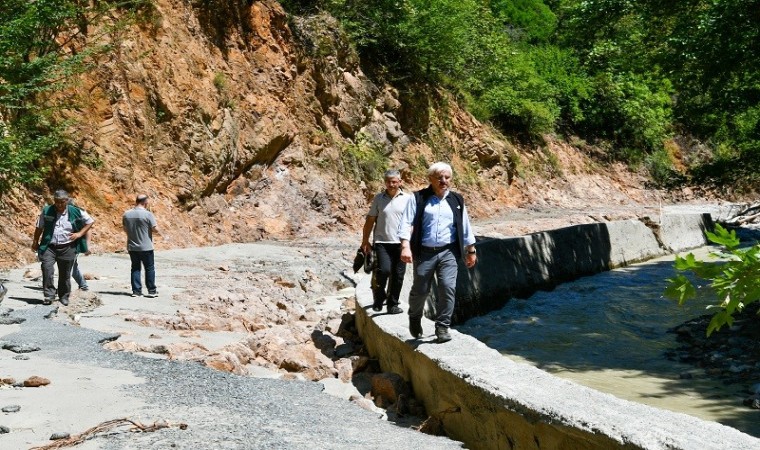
[129,250,156,294]
[41,245,76,301]
[371,243,406,308]
[408,247,458,328]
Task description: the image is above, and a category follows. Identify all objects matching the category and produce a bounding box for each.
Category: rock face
[0,0,679,269]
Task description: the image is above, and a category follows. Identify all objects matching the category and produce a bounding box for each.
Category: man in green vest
[31,189,95,306]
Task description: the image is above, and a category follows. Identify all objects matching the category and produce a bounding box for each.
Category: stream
[459,249,760,438]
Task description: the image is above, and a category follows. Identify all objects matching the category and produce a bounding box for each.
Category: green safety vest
[38,204,88,254]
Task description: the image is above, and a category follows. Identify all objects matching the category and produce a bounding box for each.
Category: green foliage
[645,147,680,187]
[0,0,146,195]
[213,72,227,91]
[580,71,673,156]
[489,0,557,43]
[665,224,760,336]
[557,0,760,188]
[340,133,387,183]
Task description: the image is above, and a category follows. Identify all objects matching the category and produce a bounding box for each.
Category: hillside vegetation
[284,0,759,190]
[0,0,753,267]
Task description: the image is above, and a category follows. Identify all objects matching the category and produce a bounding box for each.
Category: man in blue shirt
[399,162,477,343]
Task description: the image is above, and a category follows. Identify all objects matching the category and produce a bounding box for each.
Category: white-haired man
[399,162,477,343]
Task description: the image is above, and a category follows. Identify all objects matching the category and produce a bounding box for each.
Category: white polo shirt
[367,189,411,244]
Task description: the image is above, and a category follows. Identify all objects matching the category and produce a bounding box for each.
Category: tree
[0,0,147,195]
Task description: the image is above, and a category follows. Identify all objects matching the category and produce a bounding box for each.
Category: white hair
[384,169,401,179]
[427,162,452,177]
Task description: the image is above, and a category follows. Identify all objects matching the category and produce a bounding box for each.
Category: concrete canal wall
[355,213,760,449]
[454,213,713,323]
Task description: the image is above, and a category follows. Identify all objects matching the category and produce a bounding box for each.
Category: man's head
[53,190,70,213]
[135,194,149,206]
[427,162,452,197]
[383,169,402,196]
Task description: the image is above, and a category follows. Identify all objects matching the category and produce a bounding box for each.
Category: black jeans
[371,243,406,308]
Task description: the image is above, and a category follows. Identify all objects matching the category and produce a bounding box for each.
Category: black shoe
[435,326,452,343]
[372,304,382,312]
[409,317,423,338]
[59,297,69,306]
[387,306,403,315]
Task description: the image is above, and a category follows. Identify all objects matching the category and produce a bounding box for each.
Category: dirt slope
[0,0,718,270]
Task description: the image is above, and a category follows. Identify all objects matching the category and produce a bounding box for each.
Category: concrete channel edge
[355,214,760,450]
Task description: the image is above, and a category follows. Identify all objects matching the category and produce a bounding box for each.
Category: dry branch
[30,418,188,449]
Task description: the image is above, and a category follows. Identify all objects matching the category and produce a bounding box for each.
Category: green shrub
[340,133,387,183]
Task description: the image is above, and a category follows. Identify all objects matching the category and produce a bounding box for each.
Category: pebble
[0,425,9,434]
[1,405,20,413]
[50,432,70,440]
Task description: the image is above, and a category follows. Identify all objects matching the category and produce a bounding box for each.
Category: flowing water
[459,249,760,438]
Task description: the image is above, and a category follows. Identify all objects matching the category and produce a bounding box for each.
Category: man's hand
[31,242,39,252]
[400,246,413,264]
[465,252,477,268]
[360,241,371,255]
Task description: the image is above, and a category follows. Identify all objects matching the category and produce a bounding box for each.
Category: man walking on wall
[361,169,411,315]
[399,162,477,343]
[123,194,161,298]
[32,189,95,306]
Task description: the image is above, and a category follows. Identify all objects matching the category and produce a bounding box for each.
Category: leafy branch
[665,223,760,336]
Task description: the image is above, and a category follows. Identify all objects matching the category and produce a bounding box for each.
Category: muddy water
[459,250,760,438]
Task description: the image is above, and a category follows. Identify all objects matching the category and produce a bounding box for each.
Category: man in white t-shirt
[122,194,160,298]
[31,189,95,306]
[361,170,412,314]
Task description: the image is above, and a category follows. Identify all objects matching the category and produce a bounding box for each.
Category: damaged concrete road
[0,240,464,449]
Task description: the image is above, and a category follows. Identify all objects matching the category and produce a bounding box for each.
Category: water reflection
[460,255,760,437]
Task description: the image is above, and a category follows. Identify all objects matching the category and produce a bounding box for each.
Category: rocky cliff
[0,0,695,269]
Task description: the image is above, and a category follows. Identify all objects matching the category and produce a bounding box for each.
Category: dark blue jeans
[129,250,156,294]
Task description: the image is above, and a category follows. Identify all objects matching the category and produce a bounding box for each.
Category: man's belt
[49,242,72,249]
[421,243,456,252]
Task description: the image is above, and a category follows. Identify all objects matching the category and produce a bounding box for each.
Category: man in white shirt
[399,162,477,343]
[32,189,95,306]
[361,170,411,315]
